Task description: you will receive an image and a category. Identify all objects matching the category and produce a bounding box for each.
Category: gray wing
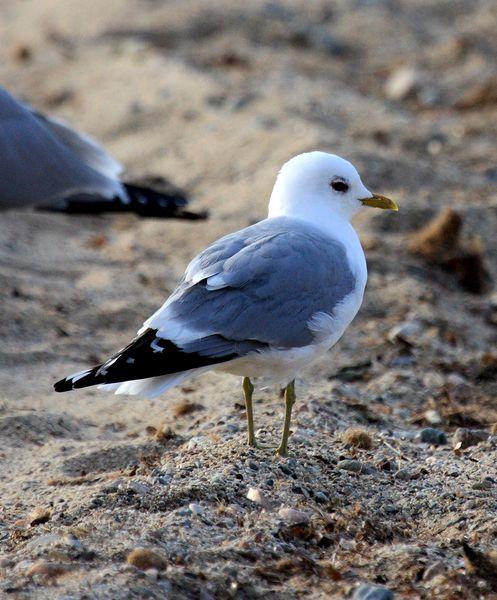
[33,112,123,180]
[55,217,358,391]
[0,87,124,210]
[146,217,357,350]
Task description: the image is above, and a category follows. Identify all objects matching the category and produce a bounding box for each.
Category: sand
[1,1,497,598]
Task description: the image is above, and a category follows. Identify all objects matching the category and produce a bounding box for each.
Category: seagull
[0,86,204,219]
[55,151,398,455]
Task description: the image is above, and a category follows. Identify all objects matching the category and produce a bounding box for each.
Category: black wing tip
[54,377,74,392]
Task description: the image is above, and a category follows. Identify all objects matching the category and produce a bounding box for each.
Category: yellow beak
[360,194,399,211]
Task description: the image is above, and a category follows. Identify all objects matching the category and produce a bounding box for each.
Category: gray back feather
[0,87,123,209]
[157,217,356,349]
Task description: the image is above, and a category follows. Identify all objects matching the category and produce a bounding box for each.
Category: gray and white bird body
[56,151,396,395]
[55,151,398,453]
[0,86,195,217]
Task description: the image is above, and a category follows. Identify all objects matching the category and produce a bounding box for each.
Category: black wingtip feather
[39,176,208,220]
[53,329,242,394]
[123,180,208,220]
[54,377,75,392]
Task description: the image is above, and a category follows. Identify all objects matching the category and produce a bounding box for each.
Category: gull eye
[331,179,349,193]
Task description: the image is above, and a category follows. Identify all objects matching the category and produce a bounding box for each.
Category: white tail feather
[97,368,207,398]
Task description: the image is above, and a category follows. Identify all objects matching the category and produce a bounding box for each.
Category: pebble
[453,428,488,449]
[127,482,151,495]
[419,428,447,446]
[387,319,423,345]
[188,502,204,516]
[156,475,172,486]
[337,459,374,474]
[384,66,419,101]
[424,409,442,425]
[447,373,467,387]
[337,459,363,473]
[27,507,51,526]
[353,584,394,599]
[246,487,266,505]
[185,436,207,450]
[145,568,160,581]
[313,491,329,504]
[395,469,412,481]
[422,372,445,389]
[278,507,310,525]
[472,478,494,491]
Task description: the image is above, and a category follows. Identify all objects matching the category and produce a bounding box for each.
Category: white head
[268,151,397,223]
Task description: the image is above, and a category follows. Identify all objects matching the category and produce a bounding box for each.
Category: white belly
[216,285,365,386]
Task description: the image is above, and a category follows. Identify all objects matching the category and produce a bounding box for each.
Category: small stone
[353,583,394,600]
[337,460,369,474]
[453,428,488,450]
[314,491,329,504]
[145,568,160,581]
[337,459,362,473]
[387,320,423,345]
[472,478,494,491]
[384,66,420,101]
[185,436,207,450]
[188,502,204,516]
[278,507,310,525]
[424,409,442,425]
[246,487,266,505]
[422,372,445,389]
[419,428,447,446]
[447,373,467,387]
[127,482,150,495]
[28,507,51,526]
[395,469,412,481]
[126,548,168,571]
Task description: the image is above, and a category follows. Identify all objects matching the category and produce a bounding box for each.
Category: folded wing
[55,217,356,393]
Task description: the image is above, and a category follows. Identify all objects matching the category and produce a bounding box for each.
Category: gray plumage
[55,215,357,392]
[0,87,124,210]
[155,216,357,350]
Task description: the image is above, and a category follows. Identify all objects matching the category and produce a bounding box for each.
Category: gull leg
[276,380,296,457]
[243,377,257,447]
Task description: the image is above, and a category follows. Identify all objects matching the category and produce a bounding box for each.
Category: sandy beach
[1,1,497,597]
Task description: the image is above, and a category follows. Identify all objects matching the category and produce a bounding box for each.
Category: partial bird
[0,86,205,219]
[55,151,398,455]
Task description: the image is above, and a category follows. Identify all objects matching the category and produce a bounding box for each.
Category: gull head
[268,151,398,222]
